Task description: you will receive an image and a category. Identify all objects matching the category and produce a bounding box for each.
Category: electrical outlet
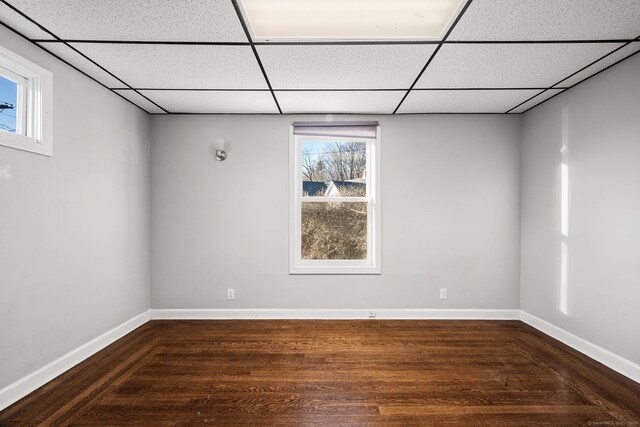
[227,289,235,300]
[440,288,448,300]
[369,311,376,318]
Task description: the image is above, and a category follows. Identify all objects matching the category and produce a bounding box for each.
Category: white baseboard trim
[520,311,640,384]
[0,310,150,411]
[149,308,521,320]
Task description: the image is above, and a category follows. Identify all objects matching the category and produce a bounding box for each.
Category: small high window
[290,122,380,274]
[0,45,52,156]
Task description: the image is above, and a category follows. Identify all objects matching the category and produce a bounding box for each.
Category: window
[289,122,380,274]
[0,45,52,156]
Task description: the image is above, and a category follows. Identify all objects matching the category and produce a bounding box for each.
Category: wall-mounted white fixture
[214,139,227,161]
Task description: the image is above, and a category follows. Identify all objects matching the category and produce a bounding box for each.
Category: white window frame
[0,44,53,156]
[289,124,381,275]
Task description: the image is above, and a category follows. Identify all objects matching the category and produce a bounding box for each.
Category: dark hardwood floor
[1,320,639,426]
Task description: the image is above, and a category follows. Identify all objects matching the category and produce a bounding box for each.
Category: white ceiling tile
[276,91,404,114]
[140,90,278,113]
[509,89,565,113]
[69,44,268,89]
[449,0,640,41]
[397,90,541,113]
[36,42,127,88]
[257,45,437,89]
[554,42,640,88]
[114,90,166,113]
[0,3,54,39]
[4,0,247,42]
[416,43,621,88]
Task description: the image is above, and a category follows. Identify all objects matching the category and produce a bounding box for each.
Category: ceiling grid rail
[0,20,154,114]
[30,39,636,46]
[0,0,170,114]
[514,34,640,114]
[391,0,475,114]
[230,0,282,114]
[108,87,566,92]
[1,0,638,115]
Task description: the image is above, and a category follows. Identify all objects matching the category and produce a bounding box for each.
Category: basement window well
[0,44,52,156]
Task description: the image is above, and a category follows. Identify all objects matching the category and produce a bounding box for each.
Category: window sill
[289,265,381,275]
[0,132,52,156]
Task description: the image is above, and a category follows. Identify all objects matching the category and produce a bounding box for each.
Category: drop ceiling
[0,0,638,115]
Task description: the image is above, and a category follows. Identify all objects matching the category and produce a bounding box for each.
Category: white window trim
[289,124,381,275]
[0,44,53,156]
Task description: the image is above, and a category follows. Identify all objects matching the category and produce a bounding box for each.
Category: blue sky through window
[0,75,18,134]
[302,140,338,160]
[302,140,366,161]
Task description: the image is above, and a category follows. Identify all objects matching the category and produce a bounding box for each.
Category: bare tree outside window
[300,141,368,259]
[302,141,366,184]
[301,197,367,260]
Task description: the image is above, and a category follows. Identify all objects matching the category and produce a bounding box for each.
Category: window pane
[0,75,18,134]
[301,140,367,197]
[301,202,367,260]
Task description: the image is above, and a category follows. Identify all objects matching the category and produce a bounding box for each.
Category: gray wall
[151,114,522,310]
[521,54,640,363]
[4,12,637,391]
[0,27,151,388]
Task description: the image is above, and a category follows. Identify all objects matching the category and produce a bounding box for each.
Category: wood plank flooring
[1,320,639,426]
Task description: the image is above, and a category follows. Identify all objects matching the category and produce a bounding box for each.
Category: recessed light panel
[239,0,465,41]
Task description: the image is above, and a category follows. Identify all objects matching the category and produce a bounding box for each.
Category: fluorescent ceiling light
[239,0,466,41]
